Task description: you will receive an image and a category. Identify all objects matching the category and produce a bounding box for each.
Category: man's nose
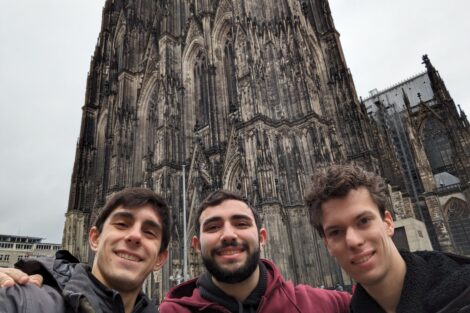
[345,228,364,248]
[125,225,142,244]
[220,224,237,242]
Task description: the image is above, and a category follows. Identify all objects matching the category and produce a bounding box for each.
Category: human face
[321,187,400,287]
[192,199,266,283]
[89,205,168,293]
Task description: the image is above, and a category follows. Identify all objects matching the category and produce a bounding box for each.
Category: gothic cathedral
[62,0,470,298]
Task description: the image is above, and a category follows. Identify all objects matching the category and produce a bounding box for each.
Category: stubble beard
[202,241,260,284]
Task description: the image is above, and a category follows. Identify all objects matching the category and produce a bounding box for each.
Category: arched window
[115,28,126,71]
[194,52,210,128]
[265,43,281,112]
[225,157,244,194]
[446,198,470,255]
[95,112,110,199]
[224,37,238,112]
[421,118,453,174]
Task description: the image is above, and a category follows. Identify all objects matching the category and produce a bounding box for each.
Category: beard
[202,241,260,284]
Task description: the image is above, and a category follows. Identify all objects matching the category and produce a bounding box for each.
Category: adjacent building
[0,234,61,268]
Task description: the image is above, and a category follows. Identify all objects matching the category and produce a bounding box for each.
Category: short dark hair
[93,187,171,253]
[195,189,261,237]
[305,164,387,237]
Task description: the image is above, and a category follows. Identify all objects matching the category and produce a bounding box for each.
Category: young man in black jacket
[0,187,170,313]
[306,164,470,313]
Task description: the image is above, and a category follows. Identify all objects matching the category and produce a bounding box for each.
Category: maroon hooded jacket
[159,259,350,313]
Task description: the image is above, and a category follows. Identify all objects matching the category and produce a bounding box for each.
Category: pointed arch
[95,110,109,197]
[182,32,207,129]
[444,197,470,255]
[212,8,237,140]
[264,41,281,115]
[223,154,244,194]
[419,117,453,174]
[131,74,161,183]
[223,34,238,112]
[193,51,210,128]
[113,14,127,71]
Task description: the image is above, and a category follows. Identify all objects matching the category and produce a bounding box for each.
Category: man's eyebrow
[354,211,374,221]
[202,214,253,226]
[201,216,223,227]
[109,211,134,220]
[230,214,253,221]
[110,210,162,230]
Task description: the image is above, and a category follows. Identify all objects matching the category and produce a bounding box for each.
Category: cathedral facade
[62,0,470,299]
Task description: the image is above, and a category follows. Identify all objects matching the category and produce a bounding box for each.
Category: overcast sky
[0,1,468,244]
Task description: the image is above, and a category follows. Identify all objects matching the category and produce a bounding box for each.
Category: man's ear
[259,228,267,247]
[384,211,395,237]
[153,249,169,271]
[89,226,101,252]
[191,236,201,253]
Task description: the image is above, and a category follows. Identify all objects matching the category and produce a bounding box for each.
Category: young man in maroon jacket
[159,189,350,313]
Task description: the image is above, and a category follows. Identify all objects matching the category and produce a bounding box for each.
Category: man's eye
[358,217,370,226]
[144,230,157,237]
[236,222,249,228]
[327,229,340,238]
[205,225,219,232]
[114,222,128,228]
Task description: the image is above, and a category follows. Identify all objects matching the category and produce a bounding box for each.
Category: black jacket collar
[197,261,268,313]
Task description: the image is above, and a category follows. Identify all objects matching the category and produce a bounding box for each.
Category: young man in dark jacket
[159,190,350,313]
[0,187,170,313]
[306,164,470,313]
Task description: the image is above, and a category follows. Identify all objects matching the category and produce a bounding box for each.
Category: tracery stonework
[63,0,470,298]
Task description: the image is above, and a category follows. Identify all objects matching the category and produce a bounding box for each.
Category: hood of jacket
[62,264,153,313]
[161,258,283,312]
[16,250,154,313]
[350,250,470,313]
[16,250,79,290]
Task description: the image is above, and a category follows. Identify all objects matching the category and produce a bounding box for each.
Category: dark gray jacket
[0,250,155,313]
[350,250,470,313]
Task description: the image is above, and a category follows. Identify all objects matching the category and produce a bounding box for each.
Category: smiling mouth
[116,252,142,262]
[217,248,244,256]
[351,252,375,265]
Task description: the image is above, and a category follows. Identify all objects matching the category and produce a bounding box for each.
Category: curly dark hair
[93,187,171,253]
[195,189,261,237]
[305,164,387,237]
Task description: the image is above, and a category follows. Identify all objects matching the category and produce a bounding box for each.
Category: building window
[421,118,454,174]
[37,244,51,250]
[446,198,470,255]
[193,51,210,129]
[16,244,32,250]
[224,38,238,112]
